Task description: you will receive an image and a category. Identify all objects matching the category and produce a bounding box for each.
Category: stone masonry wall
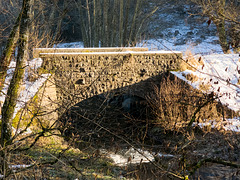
[39,51,182,111]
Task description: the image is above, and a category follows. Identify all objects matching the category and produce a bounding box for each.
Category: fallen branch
[189,158,240,176]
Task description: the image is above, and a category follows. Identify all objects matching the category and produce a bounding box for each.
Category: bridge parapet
[33,47,149,58]
[39,50,182,112]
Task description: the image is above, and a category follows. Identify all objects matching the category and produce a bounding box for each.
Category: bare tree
[75,0,158,47]
[190,0,240,53]
[1,0,33,176]
[0,0,69,92]
[0,1,22,91]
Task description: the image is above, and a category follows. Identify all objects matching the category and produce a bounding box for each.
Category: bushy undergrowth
[148,74,228,132]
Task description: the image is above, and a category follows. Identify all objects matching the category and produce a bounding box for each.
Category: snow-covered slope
[172,54,240,112]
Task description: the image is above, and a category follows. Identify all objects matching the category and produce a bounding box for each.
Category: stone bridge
[35,47,182,117]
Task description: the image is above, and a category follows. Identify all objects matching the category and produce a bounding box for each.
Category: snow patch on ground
[102,148,174,166]
[9,164,32,169]
[193,118,240,132]
[172,54,240,112]
[101,148,177,167]
[138,36,224,55]
[55,41,84,48]
[0,164,32,178]
[106,148,154,166]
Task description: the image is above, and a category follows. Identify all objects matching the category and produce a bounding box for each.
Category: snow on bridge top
[33,47,149,58]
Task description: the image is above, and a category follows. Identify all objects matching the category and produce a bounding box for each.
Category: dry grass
[199,82,211,91]
[182,72,199,82]
[180,50,204,71]
[6,131,118,180]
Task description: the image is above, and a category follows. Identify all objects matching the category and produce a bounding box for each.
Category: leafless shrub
[148,74,222,132]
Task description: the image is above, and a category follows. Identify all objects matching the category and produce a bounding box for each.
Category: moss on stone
[37,67,53,75]
[11,93,41,132]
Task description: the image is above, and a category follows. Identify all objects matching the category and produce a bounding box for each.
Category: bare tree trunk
[191,0,231,53]
[119,0,124,47]
[50,0,67,43]
[86,0,92,47]
[96,0,102,47]
[108,0,114,46]
[1,0,33,176]
[123,0,131,46]
[103,0,109,46]
[229,23,240,52]
[0,11,23,92]
[76,0,89,47]
[128,0,141,46]
[93,0,98,47]
[214,0,230,53]
[215,20,229,53]
[111,0,118,46]
[136,6,158,39]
